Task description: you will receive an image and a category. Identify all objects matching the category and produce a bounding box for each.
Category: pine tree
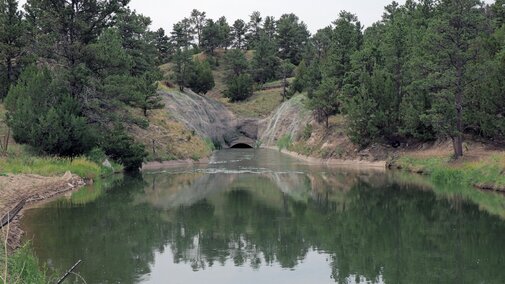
[422,0,484,158]
[279,59,295,101]
[154,28,172,64]
[201,19,220,55]
[251,33,279,83]
[0,0,25,100]
[190,9,206,47]
[246,11,263,48]
[276,13,310,65]
[5,66,93,156]
[232,19,247,49]
[217,17,232,50]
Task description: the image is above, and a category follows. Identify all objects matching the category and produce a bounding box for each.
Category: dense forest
[166,0,505,158]
[1,0,504,170]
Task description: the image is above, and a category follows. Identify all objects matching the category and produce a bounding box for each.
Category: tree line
[0,0,166,170]
[1,0,504,166]
[163,1,505,158]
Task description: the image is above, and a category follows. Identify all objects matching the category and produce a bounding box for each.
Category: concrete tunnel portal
[230,143,254,149]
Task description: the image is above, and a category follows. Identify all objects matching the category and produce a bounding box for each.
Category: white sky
[18,0,496,33]
[128,0,494,33]
[129,0,407,33]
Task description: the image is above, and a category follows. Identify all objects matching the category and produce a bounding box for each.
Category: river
[22,149,505,283]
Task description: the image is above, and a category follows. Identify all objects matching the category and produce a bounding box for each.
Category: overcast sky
[129,0,407,33]
[18,0,496,34]
[128,0,494,33]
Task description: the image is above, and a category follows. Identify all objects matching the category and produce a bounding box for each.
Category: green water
[22,149,505,283]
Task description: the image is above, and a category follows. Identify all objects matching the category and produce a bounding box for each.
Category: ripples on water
[22,149,505,284]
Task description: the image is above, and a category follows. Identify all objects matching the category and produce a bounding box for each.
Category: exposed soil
[264,146,387,169]
[142,157,210,171]
[0,172,86,251]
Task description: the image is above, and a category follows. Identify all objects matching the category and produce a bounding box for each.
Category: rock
[102,159,113,169]
[62,171,73,180]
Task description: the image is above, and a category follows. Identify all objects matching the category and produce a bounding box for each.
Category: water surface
[22,149,505,283]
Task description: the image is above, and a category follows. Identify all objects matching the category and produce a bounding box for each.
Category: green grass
[222,89,283,118]
[277,134,293,151]
[0,243,51,284]
[0,156,103,180]
[259,78,294,90]
[396,154,505,189]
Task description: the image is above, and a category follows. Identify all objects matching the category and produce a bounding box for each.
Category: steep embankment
[259,94,311,146]
[258,94,389,165]
[159,85,236,147]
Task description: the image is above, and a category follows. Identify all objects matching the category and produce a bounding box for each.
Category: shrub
[5,66,95,157]
[224,74,254,102]
[188,60,215,94]
[103,128,147,172]
[302,123,313,140]
[277,134,292,151]
[1,243,50,284]
[87,147,108,164]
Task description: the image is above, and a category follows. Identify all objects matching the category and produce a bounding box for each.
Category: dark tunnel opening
[230,143,254,149]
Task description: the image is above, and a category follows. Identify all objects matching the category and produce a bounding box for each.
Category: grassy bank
[0,156,102,179]
[0,243,50,284]
[395,153,505,191]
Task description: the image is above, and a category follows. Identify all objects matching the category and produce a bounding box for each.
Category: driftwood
[56,259,82,284]
[0,199,25,228]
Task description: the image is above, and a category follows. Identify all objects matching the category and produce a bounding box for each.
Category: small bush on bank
[277,134,293,151]
[0,243,50,284]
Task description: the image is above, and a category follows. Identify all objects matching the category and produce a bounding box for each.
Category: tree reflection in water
[21,156,505,284]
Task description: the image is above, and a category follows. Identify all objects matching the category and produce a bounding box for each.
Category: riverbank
[0,172,87,250]
[390,152,505,193]
[270,138,505,192]
[142,157,210,171]
[263,146,387,169]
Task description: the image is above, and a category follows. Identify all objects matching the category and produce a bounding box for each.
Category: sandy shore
[262,146,387,169]
[0,172,86,251]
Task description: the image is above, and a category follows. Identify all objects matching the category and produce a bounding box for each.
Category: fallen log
[0,199,26,228]
[56,259,82,284]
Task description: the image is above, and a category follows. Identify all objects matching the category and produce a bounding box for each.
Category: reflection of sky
[142,248,383,284]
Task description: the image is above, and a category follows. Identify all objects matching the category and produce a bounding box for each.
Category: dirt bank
[264,146,387,169]
[0,172,86,251]
[142,157,210,171]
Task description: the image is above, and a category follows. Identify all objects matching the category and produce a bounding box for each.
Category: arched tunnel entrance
[230,143,254,149]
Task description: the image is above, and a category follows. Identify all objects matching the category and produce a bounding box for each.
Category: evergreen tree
[279,59,295,101]
[135,71,164,117]
[172,48,193,91]
[190,9,206,47]
[246,11,263,48]
[263,16,277,40]
[276,13,310,65]
[188,60,215,94]
[421,0,485,158]
[19,0,155,170]
[5,66,94,156]
[217,16,232,50]
[224,74,253,102]
[251,33,279,83]
[153,28,172,64]
[201,19,220,55]
[224,49,249,77]
[0,0,25,100]
[232,19,247,49]
[171,19,193,50]
[116,9,158,76]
